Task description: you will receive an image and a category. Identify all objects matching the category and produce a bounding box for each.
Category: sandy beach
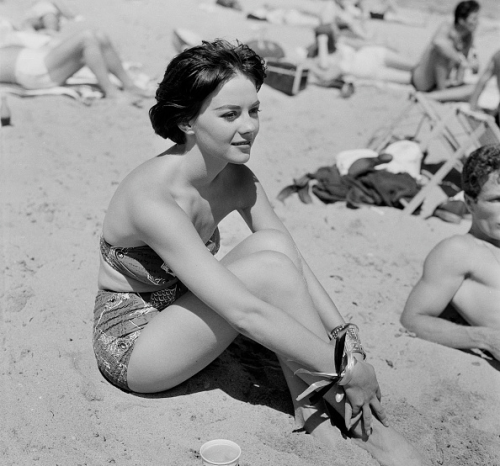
[1,0,500,465]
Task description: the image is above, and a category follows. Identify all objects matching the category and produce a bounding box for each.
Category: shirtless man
[401,144,500,360]
[411,1,480,102]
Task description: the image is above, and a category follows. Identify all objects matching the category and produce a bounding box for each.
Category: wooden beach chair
[368,92,500,215]
[368,92,460,160]
[402,103,500,215]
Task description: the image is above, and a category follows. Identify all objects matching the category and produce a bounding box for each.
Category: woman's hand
[342,357,389,436]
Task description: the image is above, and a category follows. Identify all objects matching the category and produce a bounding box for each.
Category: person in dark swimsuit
[93,39,425,466]
[410,1,480,101]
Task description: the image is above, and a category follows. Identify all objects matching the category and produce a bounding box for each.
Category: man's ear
[178,121,194,135]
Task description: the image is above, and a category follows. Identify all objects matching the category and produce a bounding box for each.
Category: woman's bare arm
[238,176,345,332]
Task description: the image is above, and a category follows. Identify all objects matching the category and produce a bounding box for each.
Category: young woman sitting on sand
[92,39,425,466]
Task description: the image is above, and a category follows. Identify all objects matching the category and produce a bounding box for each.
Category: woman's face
[189,73,260,164]
[467,171,500,243]
[460,11,479,33]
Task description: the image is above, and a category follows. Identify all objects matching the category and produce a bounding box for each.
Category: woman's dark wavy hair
[462,144,500,200]
[149,39,267,144]
[454,0,480,24]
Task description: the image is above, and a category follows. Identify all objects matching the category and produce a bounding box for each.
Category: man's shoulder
[436,233,479,252]
[428,234,478,264]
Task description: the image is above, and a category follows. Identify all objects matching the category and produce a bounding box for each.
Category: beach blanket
[0,82,103,105]
[278,165,420,209]
[0,63,153,105]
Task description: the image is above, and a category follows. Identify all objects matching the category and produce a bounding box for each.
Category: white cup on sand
[200,439,241,466]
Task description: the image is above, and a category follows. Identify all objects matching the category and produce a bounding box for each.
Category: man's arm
[401,237,495,353]
[432,23,468,67]
[469,54,496,110]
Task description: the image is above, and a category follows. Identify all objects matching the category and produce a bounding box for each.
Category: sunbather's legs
[44,29,119,96]
[426,83,476,102]
[384,51,414,72]
[44,29,151,98]
[411,52,449,92]
[90,30,149,96]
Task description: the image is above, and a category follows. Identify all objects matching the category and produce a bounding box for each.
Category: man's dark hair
[454,1,480,24]
[462,144,500,200]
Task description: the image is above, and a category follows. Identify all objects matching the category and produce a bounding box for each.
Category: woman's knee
[247,229,302,269]
[235,250,306,300]
[80,28,111,48]
[94,30,112,48]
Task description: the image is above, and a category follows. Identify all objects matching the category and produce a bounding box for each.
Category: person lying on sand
[410,0,480,102]
[469,49,500,126]
[401,144,500,361]
[0,25,152,101]
[307,23,415,86]
[93,39,426,466]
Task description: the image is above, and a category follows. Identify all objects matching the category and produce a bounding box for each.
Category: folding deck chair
[368,92,500,216]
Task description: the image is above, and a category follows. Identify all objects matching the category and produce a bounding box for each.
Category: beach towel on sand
[278,165,419,209]
[0,62,153,105]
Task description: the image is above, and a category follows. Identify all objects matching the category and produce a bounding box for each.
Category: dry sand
[1,0,500,465]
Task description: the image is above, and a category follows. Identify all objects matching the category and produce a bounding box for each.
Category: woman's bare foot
[350,420,428,466]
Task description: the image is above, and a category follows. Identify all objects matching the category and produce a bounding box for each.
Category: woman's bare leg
[44,30,119,97]
[127,230,425,465]
[384,52,415,72]
[44,29,151,99]
[427,84,475,102]
[91,30,152,97]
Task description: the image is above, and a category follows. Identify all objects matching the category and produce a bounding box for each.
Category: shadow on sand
[131,335,295,415]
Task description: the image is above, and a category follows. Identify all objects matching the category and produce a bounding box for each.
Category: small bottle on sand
[1,94,11,127]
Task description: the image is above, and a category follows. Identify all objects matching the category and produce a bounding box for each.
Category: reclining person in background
[0,24,152,101]
[307,23,415,86]
[410,0,480,102]
[401,144,500,361]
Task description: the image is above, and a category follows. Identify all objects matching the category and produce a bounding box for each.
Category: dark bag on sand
[264,60,309,96]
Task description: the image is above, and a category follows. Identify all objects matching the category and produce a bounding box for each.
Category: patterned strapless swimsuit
[92,229,220,391]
